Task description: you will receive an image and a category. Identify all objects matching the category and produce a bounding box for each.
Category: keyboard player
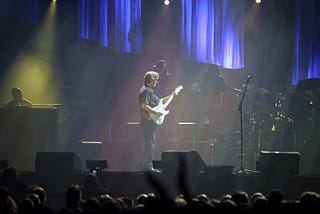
[3,87,32,108]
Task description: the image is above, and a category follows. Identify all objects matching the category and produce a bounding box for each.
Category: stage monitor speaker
[161,150,206,174]
[35,152,82,173]
[256,151,300,175]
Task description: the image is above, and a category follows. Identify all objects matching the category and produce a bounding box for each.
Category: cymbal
[227,85,243,94]
[242,84,269,94]
[231,87,243,94]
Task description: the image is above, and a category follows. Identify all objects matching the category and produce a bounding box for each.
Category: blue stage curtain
[0,0,38,25]
[180,0,244,69]
[292,0,320,85]
[78,0,142,53]
[78,0,100,41]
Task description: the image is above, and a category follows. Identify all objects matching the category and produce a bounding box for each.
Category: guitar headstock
[175,85,183,94]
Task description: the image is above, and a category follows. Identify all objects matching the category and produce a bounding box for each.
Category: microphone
[245,75,252,84]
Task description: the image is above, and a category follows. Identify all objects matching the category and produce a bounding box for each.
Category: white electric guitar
[150,85,183,125]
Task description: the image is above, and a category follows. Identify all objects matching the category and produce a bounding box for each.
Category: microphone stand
[235,76,255,174]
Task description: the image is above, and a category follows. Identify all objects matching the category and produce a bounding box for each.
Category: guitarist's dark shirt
[139,85,160,127]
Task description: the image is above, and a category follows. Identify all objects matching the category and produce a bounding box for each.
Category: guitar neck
[162,86,183,109]
[162,93,174,109]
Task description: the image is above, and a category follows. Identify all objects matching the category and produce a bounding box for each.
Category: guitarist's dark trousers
[140,119,156,171]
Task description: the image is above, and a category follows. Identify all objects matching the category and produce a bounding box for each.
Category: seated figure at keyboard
[3,87,32,108]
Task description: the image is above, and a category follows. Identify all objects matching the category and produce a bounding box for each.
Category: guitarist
[138,71,179,172]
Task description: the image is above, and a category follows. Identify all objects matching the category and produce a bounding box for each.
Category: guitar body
[149,85,183,125]
[149,99,169,125]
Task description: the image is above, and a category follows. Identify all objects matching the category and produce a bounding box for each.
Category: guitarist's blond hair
[144,71,159,85]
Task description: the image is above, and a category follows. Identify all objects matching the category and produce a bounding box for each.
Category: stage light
[256,0,261,4]
[164,0,170,6]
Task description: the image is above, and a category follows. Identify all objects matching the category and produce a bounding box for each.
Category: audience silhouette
[0,166,27,203]
[0,186,18,213]
[26,185,55,214]
[1,163,320,213]
[60,184,83,214]
[81,173,108,201]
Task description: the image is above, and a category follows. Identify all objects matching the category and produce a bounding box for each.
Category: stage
[13,139,320,210]
[2,134,320,210]
[1,111,320,210]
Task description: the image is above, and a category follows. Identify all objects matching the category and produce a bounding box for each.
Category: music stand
[235,76,257,174]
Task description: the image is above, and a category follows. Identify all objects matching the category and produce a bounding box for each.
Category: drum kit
[247,81,320,151]
[228,81,318,152]
[224,78,320,176]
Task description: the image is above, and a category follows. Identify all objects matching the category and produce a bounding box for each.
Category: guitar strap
[153,91,161,101]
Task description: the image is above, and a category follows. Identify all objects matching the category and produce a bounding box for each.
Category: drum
[258,115,295,151]
[257,92,297,151]
[287,93,314,150]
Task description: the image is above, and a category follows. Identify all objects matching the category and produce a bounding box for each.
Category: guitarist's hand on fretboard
[173,85,183,97]
[172,90,179,97]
